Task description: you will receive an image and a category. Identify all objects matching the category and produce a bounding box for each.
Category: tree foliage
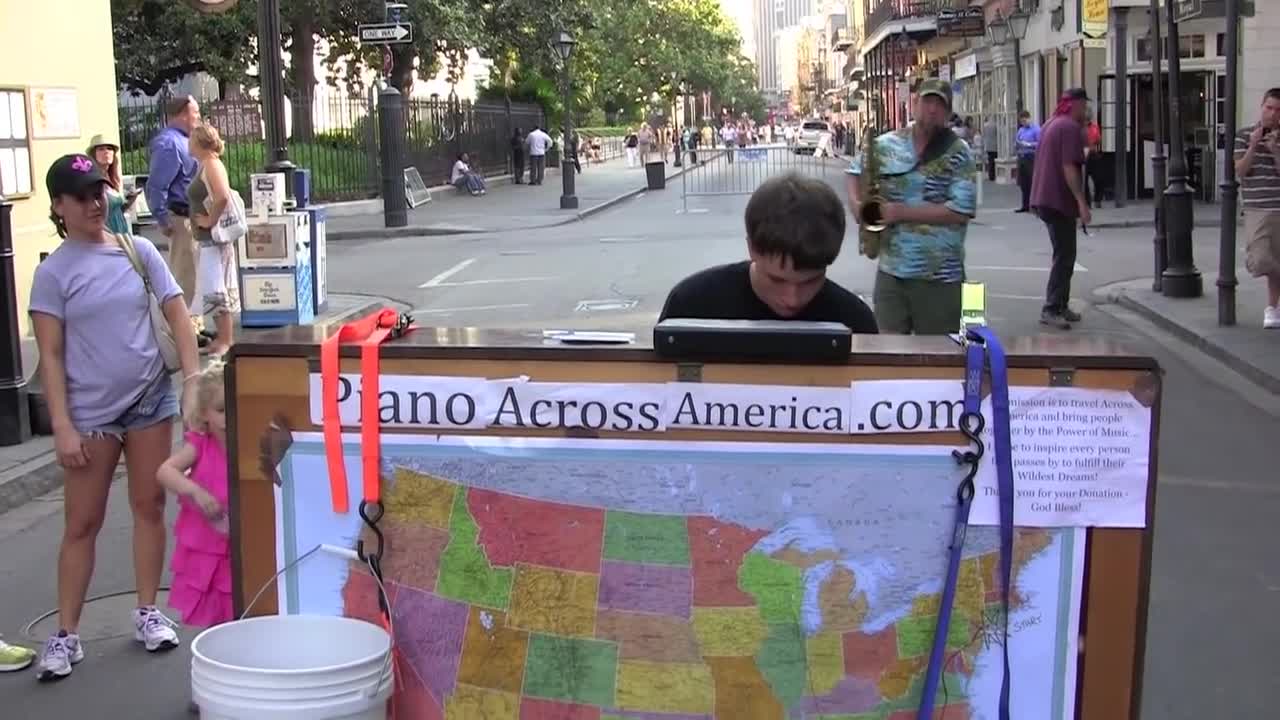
[112,0,257,96]
[110,0,765,124]
[482,0,766,126]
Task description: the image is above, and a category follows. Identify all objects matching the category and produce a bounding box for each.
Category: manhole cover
[26,590,174,642]
[575,299,639,312]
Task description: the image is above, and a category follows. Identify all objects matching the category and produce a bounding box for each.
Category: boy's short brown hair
[743,173,846,271]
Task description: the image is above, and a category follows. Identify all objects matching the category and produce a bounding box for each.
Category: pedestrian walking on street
[157,361,233,629]
[1015,110,1040,212]
[624,128,639,167]
[511,127,526,183]
[188,124,241,357]
[1234,87,1280,328]
[1030,88,1093,330]
[983,116,998,182]
[847,79,977,335]
[1084,111,1104,208]
[30,153,201,682]
[638,124,654,164]
[525,125,551,185]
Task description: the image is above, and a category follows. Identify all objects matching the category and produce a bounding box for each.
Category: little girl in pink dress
[157,362,232,627]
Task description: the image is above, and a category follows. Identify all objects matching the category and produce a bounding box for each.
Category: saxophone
[857,126,887,259]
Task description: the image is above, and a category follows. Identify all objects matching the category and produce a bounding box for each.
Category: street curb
[0,449,63,517]
[325,162,704,241]
[1089,218,1237,230]
[1096,280,1280,395]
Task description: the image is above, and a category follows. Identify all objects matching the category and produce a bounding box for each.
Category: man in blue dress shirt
[1015,110,1040,213]
[145,95,201,314]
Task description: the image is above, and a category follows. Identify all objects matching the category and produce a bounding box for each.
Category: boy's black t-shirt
[658,261,879,334]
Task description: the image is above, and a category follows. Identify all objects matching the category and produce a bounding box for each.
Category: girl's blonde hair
[188,361,226,433]
[190,124,225,156]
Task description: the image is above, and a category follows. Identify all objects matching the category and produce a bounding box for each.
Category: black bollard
[1160,6,1203,298]
[0,202,32,446]
[379,87,408,228]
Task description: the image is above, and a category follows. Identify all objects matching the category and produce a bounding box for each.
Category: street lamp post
[1149,0,1167,291]
[1006,5,1031,113]
[1160,3,1203,297]
[554,30,578,210]
[1218,0,1241,324]
[256,0,295,197]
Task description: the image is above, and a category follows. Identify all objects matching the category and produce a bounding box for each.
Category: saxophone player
[846,79,977,335]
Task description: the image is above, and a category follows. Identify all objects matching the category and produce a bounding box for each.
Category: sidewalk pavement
[1098,268,1280,395]
[326,154,689,240]
[976,180,1236,229]
[0,293,390,517]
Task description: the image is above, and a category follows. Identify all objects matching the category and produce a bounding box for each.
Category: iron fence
[117,91,545,202]
[680,144,834,212]
[403,98,544,185]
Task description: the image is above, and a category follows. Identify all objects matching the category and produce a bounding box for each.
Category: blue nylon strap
[917,328,1014,720]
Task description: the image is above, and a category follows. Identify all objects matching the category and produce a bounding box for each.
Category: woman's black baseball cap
[46,154,108,197]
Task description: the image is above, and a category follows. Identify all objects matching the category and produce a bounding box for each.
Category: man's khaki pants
[167,217,198,309]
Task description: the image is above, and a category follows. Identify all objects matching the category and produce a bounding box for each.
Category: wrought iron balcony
[864,0,969,38]
[831,27,854,51]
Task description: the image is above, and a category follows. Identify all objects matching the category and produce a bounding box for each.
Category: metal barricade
[680,144,833,212]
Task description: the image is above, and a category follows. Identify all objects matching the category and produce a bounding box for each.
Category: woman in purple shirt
[28,154,201,681]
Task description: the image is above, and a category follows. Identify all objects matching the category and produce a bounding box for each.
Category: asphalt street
[1,153,1276,718]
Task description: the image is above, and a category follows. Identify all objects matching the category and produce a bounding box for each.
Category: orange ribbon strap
[320,308,408,513]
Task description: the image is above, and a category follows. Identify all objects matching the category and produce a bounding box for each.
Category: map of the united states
[340,467,1053,720]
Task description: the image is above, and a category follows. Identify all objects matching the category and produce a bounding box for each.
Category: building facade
[1,0,119,335]
[1104,0,1270,204]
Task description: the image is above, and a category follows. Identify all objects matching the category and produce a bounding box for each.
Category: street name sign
[1173,0,1202,21]
[359,22,412,45]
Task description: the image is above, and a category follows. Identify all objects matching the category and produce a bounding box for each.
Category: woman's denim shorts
[82,373,178,442]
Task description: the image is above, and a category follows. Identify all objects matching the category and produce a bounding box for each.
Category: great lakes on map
[275,434,1084,720]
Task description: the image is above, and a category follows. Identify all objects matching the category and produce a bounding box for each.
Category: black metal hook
[356,499,392,618]
[951,410,986,504]
[357,499,385,564]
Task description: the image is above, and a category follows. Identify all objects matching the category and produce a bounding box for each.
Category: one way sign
[359,22,412,45]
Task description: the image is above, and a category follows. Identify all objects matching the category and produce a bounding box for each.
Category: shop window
[1137,34,1206,63]
[0,88,33,198]
[1136,37,1153,63]
[1184,34,1205,59]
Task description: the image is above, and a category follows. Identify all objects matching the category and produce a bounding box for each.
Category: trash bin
[645,161,666,190]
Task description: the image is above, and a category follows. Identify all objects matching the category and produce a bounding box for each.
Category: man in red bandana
[1030,88,1092,329]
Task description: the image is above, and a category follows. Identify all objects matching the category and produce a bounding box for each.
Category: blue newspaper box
[292,168,312,209]
[304,205,328,315]
[237,211,315,327]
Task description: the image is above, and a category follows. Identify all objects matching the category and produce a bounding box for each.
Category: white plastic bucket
[190,614,392,720]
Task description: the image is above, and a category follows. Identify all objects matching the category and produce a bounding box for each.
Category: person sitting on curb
[450,153,488,196]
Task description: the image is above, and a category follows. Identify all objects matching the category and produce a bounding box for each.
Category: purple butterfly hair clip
[71,156,94,173]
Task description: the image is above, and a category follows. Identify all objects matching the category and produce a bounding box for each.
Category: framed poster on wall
[29,87,80,139]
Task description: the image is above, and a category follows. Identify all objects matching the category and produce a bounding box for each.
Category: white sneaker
[133,606,180,652]
[1265,306,1280,329]
[35,631,84,682]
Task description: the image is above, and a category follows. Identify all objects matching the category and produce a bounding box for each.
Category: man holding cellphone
[1235,88,1280,329]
